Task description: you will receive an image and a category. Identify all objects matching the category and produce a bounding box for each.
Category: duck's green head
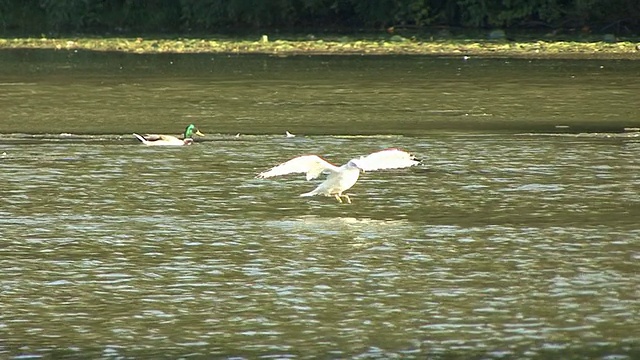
[184,124,204,139]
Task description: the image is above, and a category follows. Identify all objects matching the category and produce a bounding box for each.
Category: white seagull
[257,148,420,203]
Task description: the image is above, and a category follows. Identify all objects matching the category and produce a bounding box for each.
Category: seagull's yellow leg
[334,194,343,203]
[343,194,352,204]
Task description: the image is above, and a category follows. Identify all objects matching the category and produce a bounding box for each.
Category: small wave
[516,132,640,138]
[0,82,37,86]
[0,133,126,143]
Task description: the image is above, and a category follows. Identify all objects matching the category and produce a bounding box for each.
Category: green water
[0,50,639,359]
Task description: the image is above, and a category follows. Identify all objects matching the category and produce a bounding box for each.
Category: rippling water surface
[0,50,639,359]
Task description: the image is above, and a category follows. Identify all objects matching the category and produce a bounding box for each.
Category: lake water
[0,50,639,359]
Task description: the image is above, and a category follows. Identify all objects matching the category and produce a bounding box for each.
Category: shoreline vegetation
[1,35,639,59]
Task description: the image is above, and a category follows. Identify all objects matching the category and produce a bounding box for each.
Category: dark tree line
[1,0,638,35]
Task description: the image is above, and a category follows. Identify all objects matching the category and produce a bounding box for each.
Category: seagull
[257,148,420,203]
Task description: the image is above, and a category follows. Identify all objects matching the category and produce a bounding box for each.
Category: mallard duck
[133,124,204,146]
[257,149,420,203]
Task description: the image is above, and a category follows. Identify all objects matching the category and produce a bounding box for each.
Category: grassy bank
[0,35,639,59]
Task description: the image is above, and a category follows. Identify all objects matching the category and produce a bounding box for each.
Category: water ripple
[2,56,640,358]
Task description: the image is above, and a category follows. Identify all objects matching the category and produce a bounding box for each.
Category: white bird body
[133,133,193,146]
[257,149,420,203]
[300,163,361,199]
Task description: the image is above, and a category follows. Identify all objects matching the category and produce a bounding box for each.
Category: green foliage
[353,0,435,27]
[457,0,563,27]
[0,0,638,34]
[179,0,299,29]
[496,0,560,26]
[456,0,489,27]
[119,0,182,32]
[40,0,105,32]
[0,0,8,29]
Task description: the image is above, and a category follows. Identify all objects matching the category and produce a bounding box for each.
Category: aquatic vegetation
[0,36,638,58]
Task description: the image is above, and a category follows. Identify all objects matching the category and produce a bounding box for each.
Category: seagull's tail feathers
[133,133,147,143]
[300,189,318,197]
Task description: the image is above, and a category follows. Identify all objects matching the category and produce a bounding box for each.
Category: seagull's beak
[195,130,205,137]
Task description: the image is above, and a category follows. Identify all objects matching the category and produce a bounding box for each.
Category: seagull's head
[346,159,365,172]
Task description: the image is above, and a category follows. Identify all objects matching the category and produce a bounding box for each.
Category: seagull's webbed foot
[334,194,343,203]
[343,194,352,204]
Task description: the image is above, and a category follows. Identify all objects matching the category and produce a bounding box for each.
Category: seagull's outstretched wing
[257,155,339,180]
[351,149,420,171]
